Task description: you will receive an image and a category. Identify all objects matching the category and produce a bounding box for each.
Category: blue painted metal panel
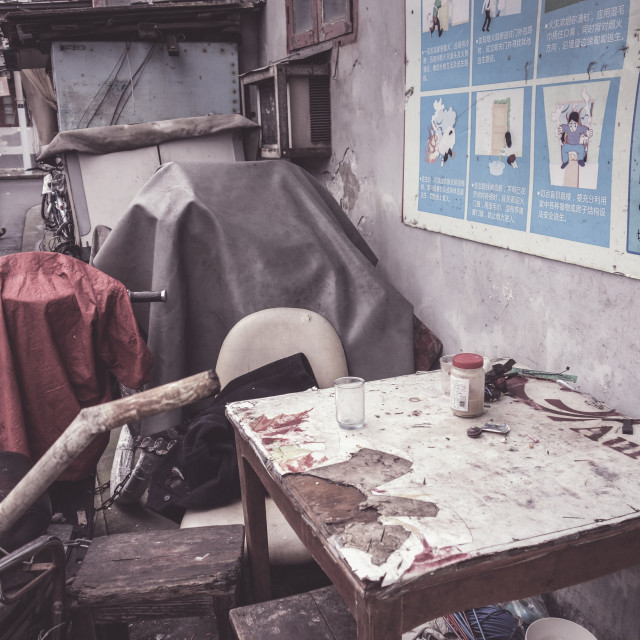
[52,41,239,131]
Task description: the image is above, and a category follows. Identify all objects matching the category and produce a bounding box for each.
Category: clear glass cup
[440,355,454,394]
[334,376,365,430]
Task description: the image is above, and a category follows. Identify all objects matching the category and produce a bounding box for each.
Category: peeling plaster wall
[257,4,640,635]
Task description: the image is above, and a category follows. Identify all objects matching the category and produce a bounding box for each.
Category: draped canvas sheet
[38,113,260,160]
[93,160,415,434]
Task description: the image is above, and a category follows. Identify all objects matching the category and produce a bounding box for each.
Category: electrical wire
[110,42,157,125]
[76,41,133,128]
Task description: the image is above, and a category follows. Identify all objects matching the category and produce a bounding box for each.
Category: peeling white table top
[226,371,640,587]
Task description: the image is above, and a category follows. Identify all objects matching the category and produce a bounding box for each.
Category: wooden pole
[0,370,220,538]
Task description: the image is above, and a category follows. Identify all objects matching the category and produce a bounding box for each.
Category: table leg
[237,447,271,603]
[356,599,402,640]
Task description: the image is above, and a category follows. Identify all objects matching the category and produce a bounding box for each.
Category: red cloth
[0,252,153,480]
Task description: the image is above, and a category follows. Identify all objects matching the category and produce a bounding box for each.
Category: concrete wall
[255,3,639,637]
[0,126,37,169]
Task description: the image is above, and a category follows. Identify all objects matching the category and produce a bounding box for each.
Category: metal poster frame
[404,0,640,278]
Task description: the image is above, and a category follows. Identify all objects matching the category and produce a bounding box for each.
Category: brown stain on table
[288,449,438,566]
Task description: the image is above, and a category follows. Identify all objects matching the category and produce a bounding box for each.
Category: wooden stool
[230,585,356,640]
[69,524,244,640]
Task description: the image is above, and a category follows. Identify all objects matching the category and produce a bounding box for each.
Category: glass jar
[449,353,485,418]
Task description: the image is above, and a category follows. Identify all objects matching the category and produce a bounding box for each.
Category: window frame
[0,79,19,128]
[286,0,357,53]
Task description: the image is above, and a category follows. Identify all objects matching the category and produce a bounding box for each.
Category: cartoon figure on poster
[474,88,525,176]
[426,98,457,166]
[481,0,495,32]
[423,0,471,38]
[430,0,444,37]
[479,0,522,31]
[543,83,606,190]
[556,109,592,169]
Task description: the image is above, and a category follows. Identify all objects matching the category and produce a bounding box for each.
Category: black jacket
[146,353,318,520]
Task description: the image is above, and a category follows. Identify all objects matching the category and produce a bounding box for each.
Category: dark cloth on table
[0,252,152,480]
[146,353,318,519]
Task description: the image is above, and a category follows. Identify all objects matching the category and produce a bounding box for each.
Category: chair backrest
[216,308,348,389]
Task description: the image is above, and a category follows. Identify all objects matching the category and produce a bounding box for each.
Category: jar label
[450,376,470,412]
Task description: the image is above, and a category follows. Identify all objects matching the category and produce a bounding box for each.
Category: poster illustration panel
[468,86,531,230]
[418,93,470,218]
[531,78,618,246]
[421,0,472,91]
[537,0,630,79]
[472,0,537,86]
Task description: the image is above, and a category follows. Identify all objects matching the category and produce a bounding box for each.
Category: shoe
[560,162,568,169]
[0,227,6,238]
[578,160,585,167]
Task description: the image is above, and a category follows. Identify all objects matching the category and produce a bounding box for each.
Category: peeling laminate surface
[226,371,640,586]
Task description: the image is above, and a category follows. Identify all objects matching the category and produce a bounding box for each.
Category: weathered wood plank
[230,586,356,640]
[69,524,244,608]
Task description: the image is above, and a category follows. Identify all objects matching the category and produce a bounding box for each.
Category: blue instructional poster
[531,78,618,246]
[628,76,640,256]
[421,0,472,91]
[418,93,469,218]
[407,0,640,275]
[537,0,630,79]
[468,86,532,230]
[472,1,537,86]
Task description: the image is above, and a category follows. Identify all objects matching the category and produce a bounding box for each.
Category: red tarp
[0,252,152,480]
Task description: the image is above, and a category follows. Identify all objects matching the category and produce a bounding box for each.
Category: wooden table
[226,371,640,640]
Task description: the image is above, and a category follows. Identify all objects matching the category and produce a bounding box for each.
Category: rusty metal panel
[52,41,239,131]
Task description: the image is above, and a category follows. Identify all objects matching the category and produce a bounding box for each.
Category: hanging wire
[125,45,136,115]
[110,43,157,125]
[76,41,132,128]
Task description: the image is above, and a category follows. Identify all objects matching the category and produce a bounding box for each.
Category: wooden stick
[0,370,220,538]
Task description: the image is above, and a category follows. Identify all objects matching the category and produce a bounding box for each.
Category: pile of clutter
[405,597,597,640]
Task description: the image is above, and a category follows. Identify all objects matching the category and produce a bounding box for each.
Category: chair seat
[215,308,348,389]
[181,498,313,565]
[69,524,244,640]
[182,307,347,565]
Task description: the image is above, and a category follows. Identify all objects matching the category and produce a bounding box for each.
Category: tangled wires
[443,606,524,640]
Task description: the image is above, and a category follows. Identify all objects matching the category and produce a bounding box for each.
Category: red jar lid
[452,353,484,369]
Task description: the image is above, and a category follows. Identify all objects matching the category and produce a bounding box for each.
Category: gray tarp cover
[38,114,260,161]
[93,160,414,433]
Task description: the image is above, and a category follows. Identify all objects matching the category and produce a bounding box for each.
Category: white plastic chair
[181,308,348,565]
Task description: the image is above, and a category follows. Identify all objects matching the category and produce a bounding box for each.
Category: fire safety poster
[403,0,640,278]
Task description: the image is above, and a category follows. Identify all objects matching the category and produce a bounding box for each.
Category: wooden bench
[230,585,356,640]
[68,524,244,640]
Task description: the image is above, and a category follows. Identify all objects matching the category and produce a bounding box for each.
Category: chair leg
[97,623,130,640]
[71,611,129,640]
[70,610,97,640]
[213,593,239,640]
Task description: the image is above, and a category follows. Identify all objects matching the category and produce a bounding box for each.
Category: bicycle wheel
[51,239,81,259]
[41,193,58,231]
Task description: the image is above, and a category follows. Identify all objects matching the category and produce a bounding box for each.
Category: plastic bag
[500,596,550,626]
